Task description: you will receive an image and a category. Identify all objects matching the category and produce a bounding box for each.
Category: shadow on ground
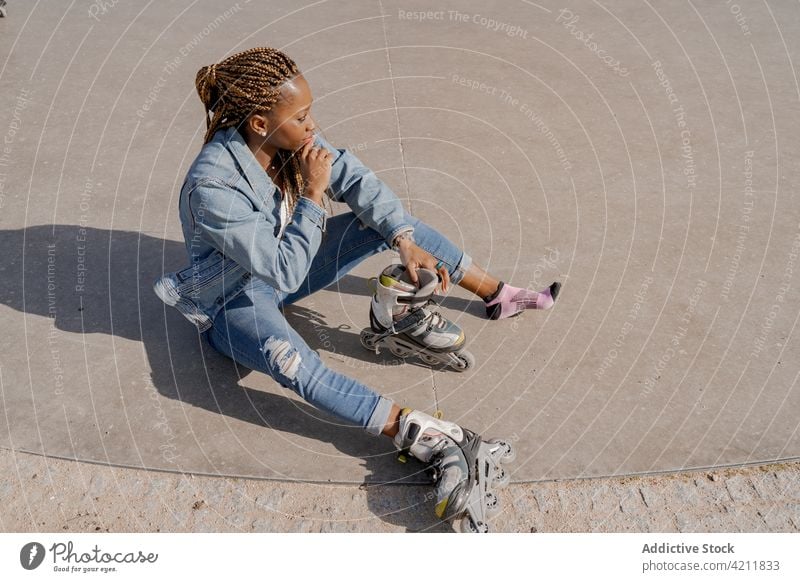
[0,224,478,531]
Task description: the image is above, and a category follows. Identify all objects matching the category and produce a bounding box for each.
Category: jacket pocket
[153,250,252,331]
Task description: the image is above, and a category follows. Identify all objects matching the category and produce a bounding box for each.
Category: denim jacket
[153,125,415,332]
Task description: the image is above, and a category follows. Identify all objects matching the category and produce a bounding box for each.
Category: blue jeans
[201,210,473,436]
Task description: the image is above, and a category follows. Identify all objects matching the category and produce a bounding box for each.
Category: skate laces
[412,412,453,460]
[424,307,447,332]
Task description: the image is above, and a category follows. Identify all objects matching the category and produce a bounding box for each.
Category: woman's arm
[315,134,415,246]
[313,135,450,292]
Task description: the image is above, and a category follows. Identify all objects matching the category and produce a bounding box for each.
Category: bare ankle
[381,404,402,438]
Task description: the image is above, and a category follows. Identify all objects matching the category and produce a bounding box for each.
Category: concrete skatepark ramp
[1,1,798,486]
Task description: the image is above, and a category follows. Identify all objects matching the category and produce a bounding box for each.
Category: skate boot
[0,0,7,18]
[359,264,475,372]
[394,408,516,533]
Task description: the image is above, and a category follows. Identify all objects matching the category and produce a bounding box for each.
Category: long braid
[195,47,315,217]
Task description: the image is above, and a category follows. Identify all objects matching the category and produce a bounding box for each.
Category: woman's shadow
[0,225,475,531]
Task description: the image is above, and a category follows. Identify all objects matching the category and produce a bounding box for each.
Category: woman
[155,47,560,530]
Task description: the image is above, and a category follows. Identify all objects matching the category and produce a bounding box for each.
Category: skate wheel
[359,329,377,351]
[485,491,501,518]
[451,350,475,372]
[492,467,511,489]
[460,518,489,533]
[419,352,440,366]
[389,342,413,358]
[488,439,516,464]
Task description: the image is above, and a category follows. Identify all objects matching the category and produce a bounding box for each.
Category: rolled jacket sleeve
[316,134,414,245]
[187,178,326,294]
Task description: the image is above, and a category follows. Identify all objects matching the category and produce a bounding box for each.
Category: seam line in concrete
[377,0,411,213]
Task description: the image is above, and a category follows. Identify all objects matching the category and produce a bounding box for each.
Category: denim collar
[215,125,275,195]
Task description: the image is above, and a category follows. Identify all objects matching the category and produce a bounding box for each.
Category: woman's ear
[248,113,269,138]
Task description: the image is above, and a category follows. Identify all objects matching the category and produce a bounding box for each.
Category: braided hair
[195,47,322,217]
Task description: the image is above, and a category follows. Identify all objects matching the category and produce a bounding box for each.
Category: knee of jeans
[260,336,321,399]
[261,336,305,388]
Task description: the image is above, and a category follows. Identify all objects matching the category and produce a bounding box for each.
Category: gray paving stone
[758,507,794,532]
[725,506,770,532]
[773,471,800,498]
[673,479,699,506]
[675,513,695,532]
[638,485,662,509]
[251,518,277,531]
[255,488,286,510]
[691,476,730,506]
[589,484,617,514]
[619,488,644,514]
[726,475,758,504]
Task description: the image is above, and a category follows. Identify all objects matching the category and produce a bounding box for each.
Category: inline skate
[394,408,516,533]
[359,264,475,371]
[0,1,7,18]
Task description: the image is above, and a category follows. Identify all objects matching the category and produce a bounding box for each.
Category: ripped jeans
[201,210,473,436]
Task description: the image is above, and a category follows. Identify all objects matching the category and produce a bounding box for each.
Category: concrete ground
[1,1,799,531]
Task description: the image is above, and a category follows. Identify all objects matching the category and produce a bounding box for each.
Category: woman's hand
[298,140,332,200]
[397,239,450,294]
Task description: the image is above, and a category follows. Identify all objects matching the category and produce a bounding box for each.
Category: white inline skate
[360,264,475,372]
[394,408,516,533]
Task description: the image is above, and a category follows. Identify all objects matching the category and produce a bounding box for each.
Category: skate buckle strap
[371,308,430,342]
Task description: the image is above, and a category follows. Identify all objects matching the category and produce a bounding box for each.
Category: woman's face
[254,74,316,151]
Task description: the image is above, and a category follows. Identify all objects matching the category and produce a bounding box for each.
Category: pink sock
[483,281,561,320]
